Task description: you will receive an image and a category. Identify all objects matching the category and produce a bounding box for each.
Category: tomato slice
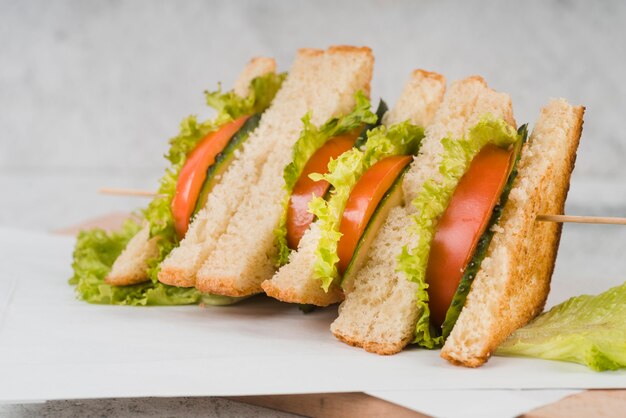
[426,144,515,328]
[286,131,360,249]
[336,155,413,274]
[172,116,249,239]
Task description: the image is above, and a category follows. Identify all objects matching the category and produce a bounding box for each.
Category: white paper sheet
[0,228,624,407]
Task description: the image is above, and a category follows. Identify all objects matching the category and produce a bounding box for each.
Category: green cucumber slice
[200,294,249,306]
[440,124,529,339]
[341,166,408,293]
[355,99,388,149]
[191,113,262,217]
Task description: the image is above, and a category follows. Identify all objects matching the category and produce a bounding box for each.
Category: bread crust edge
[157,267,197,288]
[261,280,344,307]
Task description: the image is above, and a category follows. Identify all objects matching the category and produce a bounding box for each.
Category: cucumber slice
[341,167,408,293]
[355,99,388,149]
[200,294,249,306]
[192,113,262,217]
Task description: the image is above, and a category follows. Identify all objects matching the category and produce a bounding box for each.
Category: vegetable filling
[398,118,523,348]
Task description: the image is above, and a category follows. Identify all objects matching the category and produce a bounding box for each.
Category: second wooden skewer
[536,214,626,225]
[99,188,165,198]
[98,188,626,226]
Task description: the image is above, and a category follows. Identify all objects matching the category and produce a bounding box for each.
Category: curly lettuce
[497,282,626,371]
[206,73,285,123]
[70,72,285,305]
[68,219,238,305]
[309,121,425,291]
[397,117,520,349]
[274,92,377,265]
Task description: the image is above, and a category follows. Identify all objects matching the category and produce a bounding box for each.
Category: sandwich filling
[397,118,526,348]
[69,72,285,305]
[438,126,526,338]
[336,155,413,275]
[274,92,382,265]
[285,129,363,249]
[191,114,262,220]
[172,115,252,238]
[147,73,285,272]
[309,121,425,291]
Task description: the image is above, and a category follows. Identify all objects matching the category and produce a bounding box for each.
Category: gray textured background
[1,0,625,416]
[2,0,626,231]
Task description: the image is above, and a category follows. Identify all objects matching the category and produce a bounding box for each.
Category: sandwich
[262,69,447,306]
[70,57,284,304]
[69,47,587,370]
[330,76,584,367]
[157,46,376,295]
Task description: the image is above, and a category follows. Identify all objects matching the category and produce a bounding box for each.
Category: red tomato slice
[172,116,249,239]
[286,132,360,249]
[336,155,413,274]
[426,144,514,328]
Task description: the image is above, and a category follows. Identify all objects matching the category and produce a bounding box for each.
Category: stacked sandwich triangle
[70,45,585,368]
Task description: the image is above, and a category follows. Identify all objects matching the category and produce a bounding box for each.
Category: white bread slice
[330,76,516,354]
[105,57,277,286]
[191,46,375,296]
[441,99,584,367]
[104,222,160,285]
[383,70,448,126]
[233,57,277,98]
[261,70,446,306]
[159,49,335,288]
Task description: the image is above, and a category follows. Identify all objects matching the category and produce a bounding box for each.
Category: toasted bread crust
[333,329,408,355]
[411,69,445,84]
[297,45,372,57]
[104,272,150,286]
[296,48,324,57]
[443,356,484,368]
[329,45,374,55]
[195,276,263,297]
[543,105,584,292]
[462,75,487,87]
[156,267,196,288]
[441,100,585,367]
[261,280,344,307]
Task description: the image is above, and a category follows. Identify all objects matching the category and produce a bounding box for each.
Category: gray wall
[1,0,625,230]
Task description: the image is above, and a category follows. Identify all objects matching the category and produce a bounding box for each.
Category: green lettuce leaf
[68,219,234,305]
[497,282,626,371]
[70,72,284,305]
[397,117,520,349]
[274,91,377,266]
[310,121,425,291]
[205,72,286,125]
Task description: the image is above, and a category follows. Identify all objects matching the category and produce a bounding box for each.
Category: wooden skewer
[98,188,626,226]
[98,188,162,198]
[536,214,626,225]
